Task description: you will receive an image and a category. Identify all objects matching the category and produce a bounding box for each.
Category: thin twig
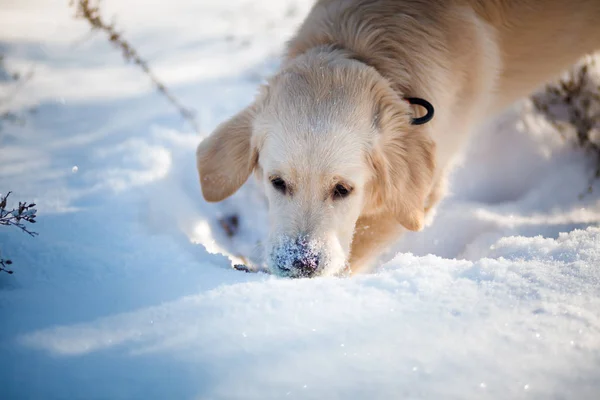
[532,55,600,195]
[0,192,38,274]
[0,192,39,237]
[69,0,200,133]
[0,69,34,106]
[0,258,14,274]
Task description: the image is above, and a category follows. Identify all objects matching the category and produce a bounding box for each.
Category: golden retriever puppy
[196,0,600,277]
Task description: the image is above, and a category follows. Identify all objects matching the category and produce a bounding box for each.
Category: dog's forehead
[260,118,373,181]
[256,63,378,179]
[262,124,369,180]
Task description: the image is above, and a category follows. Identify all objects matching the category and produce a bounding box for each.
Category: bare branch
[69,0,200,133]
[0,192,38,275]
[532,55,600,195]
[0,257,14,275]
[0,192,39,237]
[0,53,35,131]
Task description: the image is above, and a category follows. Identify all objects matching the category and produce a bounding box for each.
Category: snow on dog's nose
[269,235,324,278]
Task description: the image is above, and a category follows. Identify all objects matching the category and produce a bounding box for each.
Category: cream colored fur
[197,0,600,276]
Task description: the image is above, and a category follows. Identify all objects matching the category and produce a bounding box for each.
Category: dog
[196,0,600,278]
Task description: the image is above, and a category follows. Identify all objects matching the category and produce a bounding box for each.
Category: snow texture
[1,1,600,399]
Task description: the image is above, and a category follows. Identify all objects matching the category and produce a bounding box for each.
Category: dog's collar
[318,44,435,125]
[403,97,435,125]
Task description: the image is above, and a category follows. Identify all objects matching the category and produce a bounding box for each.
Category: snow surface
[1,1,600,399]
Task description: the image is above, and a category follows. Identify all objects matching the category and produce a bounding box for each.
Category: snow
[1,1,600,399]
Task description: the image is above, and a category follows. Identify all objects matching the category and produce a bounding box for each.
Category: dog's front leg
[348,214,405,275]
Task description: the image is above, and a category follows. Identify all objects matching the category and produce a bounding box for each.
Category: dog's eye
[271,177,287,194]
[332,184,352,200]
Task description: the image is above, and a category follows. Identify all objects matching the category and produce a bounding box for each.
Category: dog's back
[467,0,600,112]
[288,0,600,115]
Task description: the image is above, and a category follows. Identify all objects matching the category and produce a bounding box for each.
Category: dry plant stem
[0,54,35,129]
[532,56,600,195]
[70,0,200,133]
[0,192,38,274]
[0,258,14,274]
[0,192,38,237]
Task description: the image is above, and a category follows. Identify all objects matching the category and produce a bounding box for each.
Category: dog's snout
[291,254,320,278]
[270,235,323,278]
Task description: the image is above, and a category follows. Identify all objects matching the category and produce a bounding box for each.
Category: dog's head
[197,50,435,277]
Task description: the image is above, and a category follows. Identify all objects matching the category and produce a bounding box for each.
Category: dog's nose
[291,257,319,278]
[271,236,322,278]
[288,237,320,277]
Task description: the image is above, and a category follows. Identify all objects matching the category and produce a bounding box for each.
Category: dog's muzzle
[269,235,324,278]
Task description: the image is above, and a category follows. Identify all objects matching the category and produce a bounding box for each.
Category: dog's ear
[196,104,259,202]
[367,89,436,231]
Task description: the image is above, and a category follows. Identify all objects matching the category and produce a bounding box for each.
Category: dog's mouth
[268,235,324,278]
[217,215,349,278]
[263,235,352,278]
